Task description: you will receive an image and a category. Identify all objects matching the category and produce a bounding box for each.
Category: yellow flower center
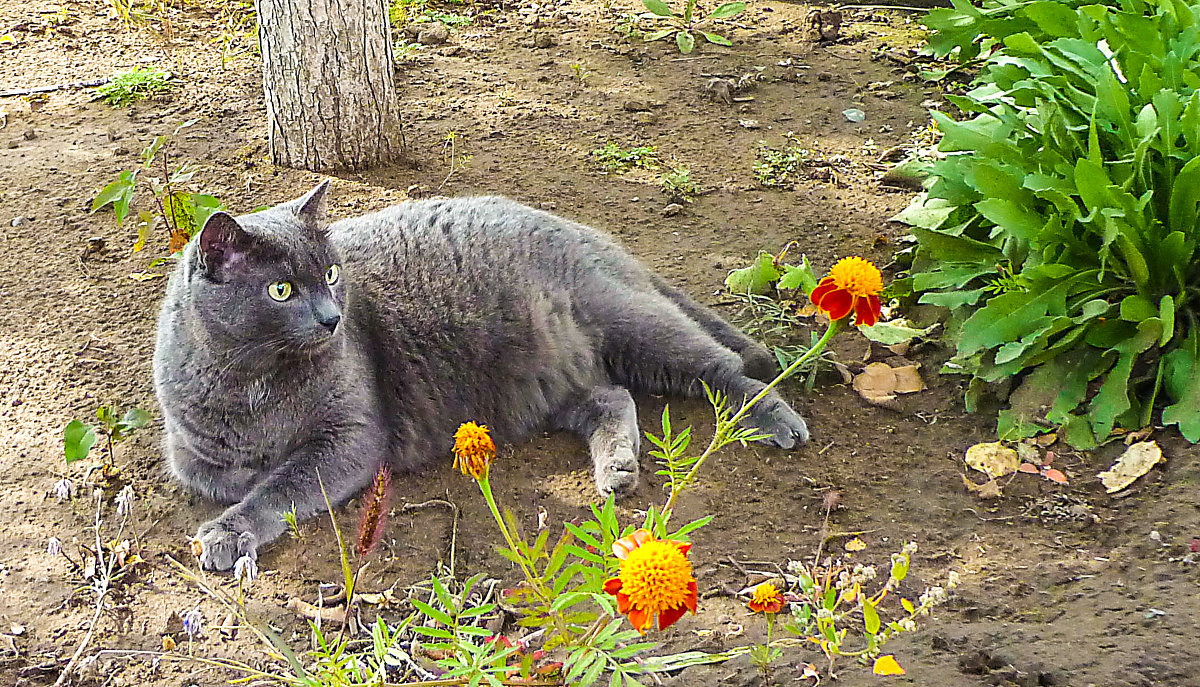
[618,540,694,613]
[750,582,781,607]
[829,256,883,298]
[453,422,496,479]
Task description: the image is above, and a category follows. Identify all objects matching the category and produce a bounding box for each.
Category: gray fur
[154,183,808,571]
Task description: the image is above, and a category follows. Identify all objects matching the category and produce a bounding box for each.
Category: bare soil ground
[1,1,1198,685]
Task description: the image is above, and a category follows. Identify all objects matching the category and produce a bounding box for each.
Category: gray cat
[153,182,809,571]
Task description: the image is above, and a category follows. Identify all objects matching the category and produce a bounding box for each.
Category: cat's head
[187,181,346,355]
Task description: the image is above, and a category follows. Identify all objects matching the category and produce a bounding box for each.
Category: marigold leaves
[1099,440,1165,493]
[873,655,906,676]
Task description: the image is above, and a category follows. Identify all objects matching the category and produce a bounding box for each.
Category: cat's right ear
[198,212,249,273]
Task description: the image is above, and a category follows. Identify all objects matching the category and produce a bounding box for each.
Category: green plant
[92,120,226,254]
[659,166,699,202]
[754,136,810,189]
[64,406,150,470]
[922,0,1114,64]
[571,63,592,85]
[591,142,660,173]
[640,0,745,54]
[897,0,1200,447]
[94,68,174,106]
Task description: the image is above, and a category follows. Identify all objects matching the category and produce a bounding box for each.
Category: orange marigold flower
[452,421,496,480]
[747,581,785,614]
[810,256,884,327]
[603,529,698,634]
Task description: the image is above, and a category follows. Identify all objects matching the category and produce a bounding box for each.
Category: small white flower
[53,478,73,502]
[233,555,258,585]
[947,570,961,590]
[114,485,135,517]
[902,542,918,556]
[816,608,834,621]
[182,608,203,637]
[787,560,804,574]
[919,585,947,607]
[46,536,62,556]
[898,618,917,632]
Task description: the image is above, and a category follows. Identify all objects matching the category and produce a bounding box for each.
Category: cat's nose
[319,314,341,333]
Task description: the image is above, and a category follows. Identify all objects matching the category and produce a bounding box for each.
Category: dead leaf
[161,635,176,652]
[128,271,163,281]
[1016,441,1039,465]
[852,362,925,406]
[1124,427,1153,445]
[844,537,866,552]
[218,611,238,640]
[286,597,348,625]
[1099,441,1164,493]
[801,662,821,685]
[1035,432,1057,448]
[890,365,925,393]
[1018,463,1040,474]
[961,474,1003,499]
[1042,468,1068,484]
[964,441,1019,479]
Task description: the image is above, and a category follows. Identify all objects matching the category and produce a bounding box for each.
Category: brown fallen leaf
[889,365,925,393]
[286,597,347,625]
[853,362,898,404]
[961,474,1003,499]
[1035,432,1058,448]
[964,441,1020,480]
[1099,441,1164,493]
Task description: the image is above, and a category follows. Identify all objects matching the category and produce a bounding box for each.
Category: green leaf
[676,31,695,54]
[120,407,150,431]
[643,28,673,42]
[1159,295,1175,347]
[777,258,816,294]
[1162,337,1200,441]
[859,320,938,345]
[132,210,155,253]
[91,171,137,226]
[64,420,97,464]
[957,274,1074,357]
[724,252,779,295]
[708,1,744,19]
[642,0,674,17]
[863,598,881,635]
[700,31,731,46]
[891,193,956,229]
[1119,294,1157,322]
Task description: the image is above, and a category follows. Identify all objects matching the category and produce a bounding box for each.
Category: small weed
[612,12,644,40]
[571,63,592,85]
[63,405,150,480]
[660,165,700,202]
[591,142,659,173]
[95,68,174,107]
[92,119,227,255]
[393,38,422,61]
[425,10,472,26]
[754,135,810,189]
[281,506,302,539]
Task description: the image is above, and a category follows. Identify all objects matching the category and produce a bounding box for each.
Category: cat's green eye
[326,264,340,286]
[268,281,293,301]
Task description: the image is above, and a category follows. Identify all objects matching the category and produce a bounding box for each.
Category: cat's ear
[198,212,250,272]
[281,180,331,228]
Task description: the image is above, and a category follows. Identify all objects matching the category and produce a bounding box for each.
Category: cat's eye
[268,281,293,301]
[325,264,340,286]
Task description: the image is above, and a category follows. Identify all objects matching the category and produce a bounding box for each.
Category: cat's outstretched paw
[743,400,809,450]
[196,516,258,571]
[595,442,640,497]
[740,344,779,383]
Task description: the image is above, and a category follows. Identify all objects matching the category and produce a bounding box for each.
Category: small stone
[437,44,462,56]
[539,202,557,210]
[622,100,651,112]
[662,203,684,217]
[738,119,760,129]
[22,129,36,141]
[10,216,26,227]
[532,31,554,48]
[417,24,449,45]
[113,146,129,155]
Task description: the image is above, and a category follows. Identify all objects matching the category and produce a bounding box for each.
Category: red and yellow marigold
[810,256,884,327]
[603,529,698,634]
[747,581,785,614]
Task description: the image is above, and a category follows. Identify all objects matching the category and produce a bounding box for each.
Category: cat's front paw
[595,443,640,497]
[743,400,809,450]
[196,516,258,571]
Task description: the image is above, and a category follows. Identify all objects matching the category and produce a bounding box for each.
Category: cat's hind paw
[196,516,259,571]
[743,400,809,450]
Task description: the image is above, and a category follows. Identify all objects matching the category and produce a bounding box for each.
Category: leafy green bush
[898,0,1200,448]
[95,68,174,106]
[921,0,1112,63]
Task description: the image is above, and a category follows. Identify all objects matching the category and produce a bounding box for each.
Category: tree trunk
[256,0,403,172]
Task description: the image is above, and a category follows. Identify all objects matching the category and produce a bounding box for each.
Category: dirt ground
[1,0,1198,685]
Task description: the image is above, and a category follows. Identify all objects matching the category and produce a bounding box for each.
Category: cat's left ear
[281,179,331,228]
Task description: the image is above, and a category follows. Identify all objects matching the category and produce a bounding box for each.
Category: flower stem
[478,473,539,587]
[662,319,844,518]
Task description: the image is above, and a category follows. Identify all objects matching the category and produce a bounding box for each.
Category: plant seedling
[640,0,745,54]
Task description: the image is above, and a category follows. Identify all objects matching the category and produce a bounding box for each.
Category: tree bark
[256,0,403,172]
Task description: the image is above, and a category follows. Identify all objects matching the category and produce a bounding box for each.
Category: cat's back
[327,196,636,287]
